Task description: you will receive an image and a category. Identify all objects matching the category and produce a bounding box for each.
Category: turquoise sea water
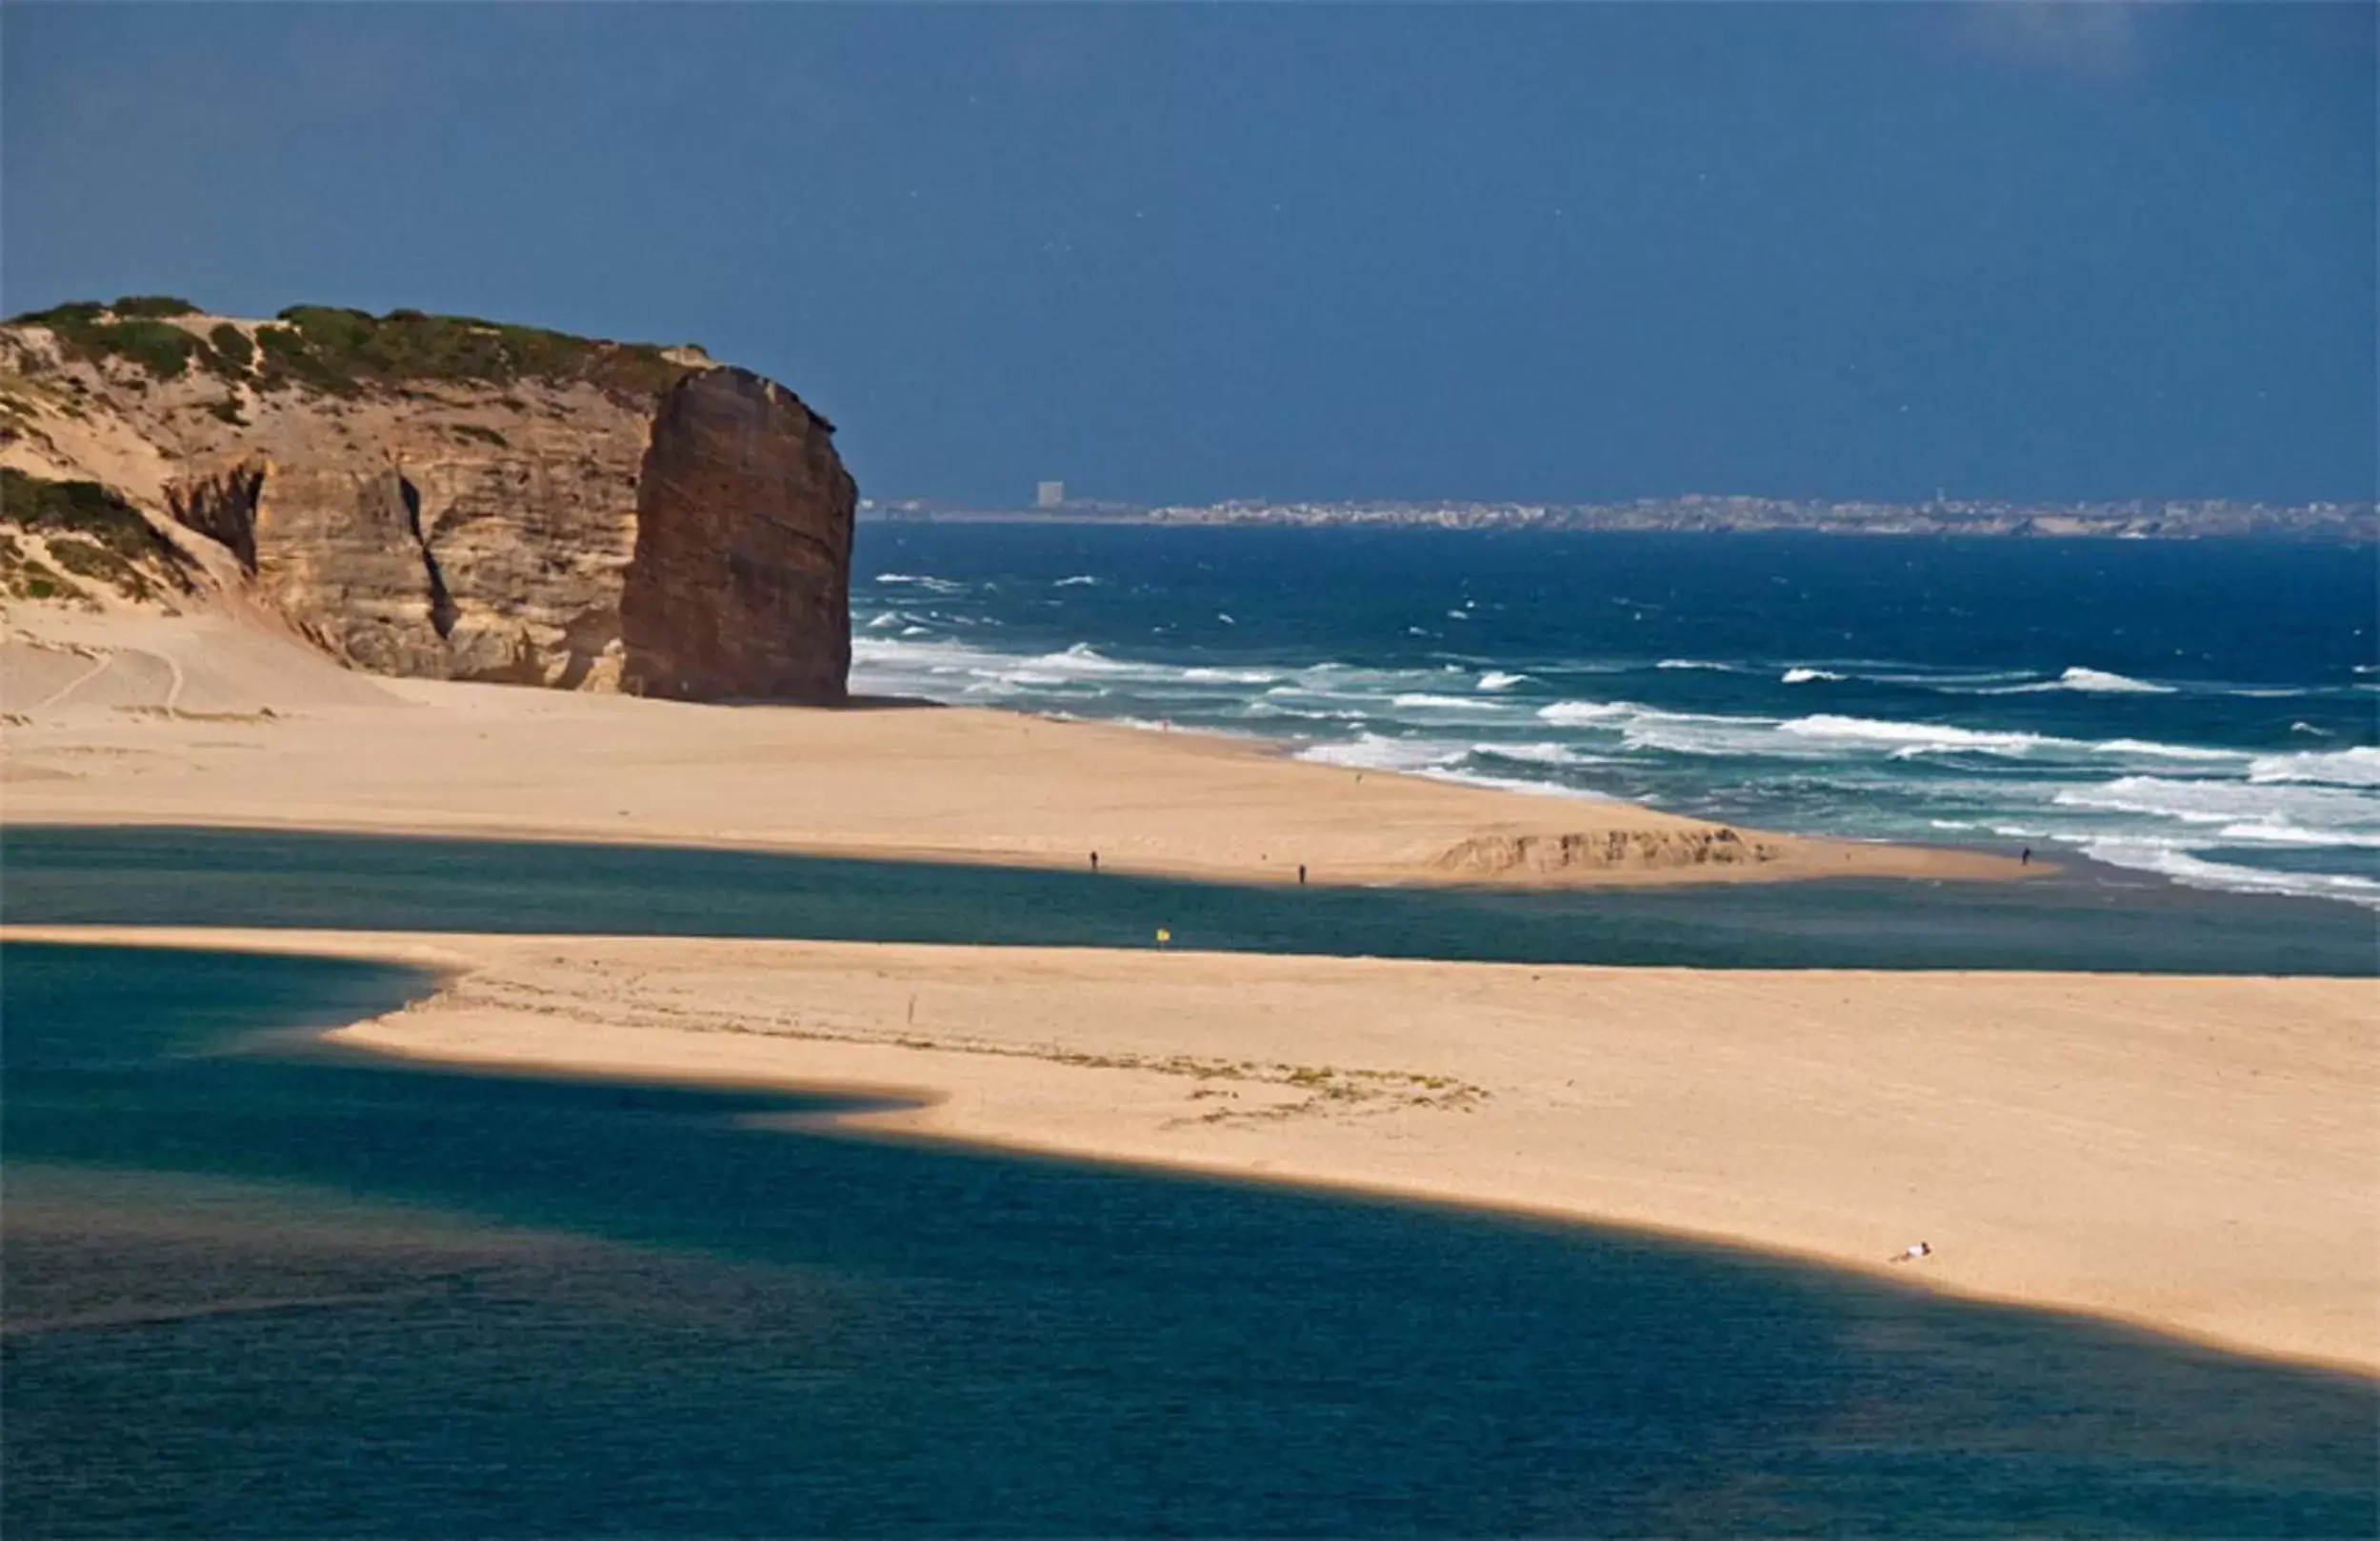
[6,941,2375,1536]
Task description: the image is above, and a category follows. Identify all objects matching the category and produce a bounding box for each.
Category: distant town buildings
[856,493,2376,541]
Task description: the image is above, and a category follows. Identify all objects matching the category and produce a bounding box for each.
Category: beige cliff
[0,299,855,701]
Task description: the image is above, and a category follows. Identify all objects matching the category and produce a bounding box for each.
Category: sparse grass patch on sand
[1,468,191,601]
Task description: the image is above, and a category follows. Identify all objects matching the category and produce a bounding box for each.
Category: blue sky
[6,3,2371,506]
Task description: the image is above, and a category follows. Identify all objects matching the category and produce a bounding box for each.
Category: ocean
[851,526,2380,907]
[5,941,2372,1536]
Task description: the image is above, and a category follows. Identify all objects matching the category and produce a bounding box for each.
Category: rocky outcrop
[0,301,854,701]
[621,369,854,702]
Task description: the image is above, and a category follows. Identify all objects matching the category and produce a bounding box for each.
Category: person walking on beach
[1090,851,1100,872]
[2021,847,2031,867]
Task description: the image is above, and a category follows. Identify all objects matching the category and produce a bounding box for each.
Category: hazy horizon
[7,2,2372,508]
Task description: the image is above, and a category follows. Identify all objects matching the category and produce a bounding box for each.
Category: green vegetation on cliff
[254,306,694,399]
[108,295,201,319]
[5,299,697,401]
[9,301,227,383]
[0,467,192,603]
[209,322,255,370]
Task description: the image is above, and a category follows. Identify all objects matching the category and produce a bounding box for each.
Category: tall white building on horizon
[1036,480,1066,510]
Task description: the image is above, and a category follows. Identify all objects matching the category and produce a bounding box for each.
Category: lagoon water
[5,940,2375,1536]
[4,823,2373,975]
[851,527,2380,908]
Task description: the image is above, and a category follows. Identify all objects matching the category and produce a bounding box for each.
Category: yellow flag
[1155,928,1171,944]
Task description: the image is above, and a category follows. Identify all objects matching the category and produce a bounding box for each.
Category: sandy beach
[7,921,2371,1374]
[0,605,2025,888]
[5,605,2369,1376]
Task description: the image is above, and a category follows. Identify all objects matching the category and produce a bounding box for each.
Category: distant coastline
[861,495,2377,542]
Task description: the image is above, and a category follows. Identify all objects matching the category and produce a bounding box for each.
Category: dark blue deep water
[851,527,2379,907]
[5,942,2374,1537]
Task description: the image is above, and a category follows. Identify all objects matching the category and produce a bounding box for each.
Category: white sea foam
[1294,734,1608,800]
[2076,838,2380,907]
[1536,699,1638,726]
[1471,741,1587,765]
[2215,821,2380,851]
[1655,658,1735,672]
[1181,666,1281,684]
[872,572,968,593]
[1025,643,1135,676]
[1431,768,1607,799]
[854,625,2375,907]
[1239,700,1372,723]
[2052,776,2378,832]
[1295,734,1469,774]
[2087,739,2244,763]
[2053,666,2174,694]
[1777,715,2050,756]
[1981,667,2175,695]
[1053,574,1101,587]
[2249,746,2380,787]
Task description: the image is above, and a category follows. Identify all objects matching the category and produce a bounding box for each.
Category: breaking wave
[1537,700,1637,726]
[2249,746,2380,788]
[871,572,968,593]
[1777,715,2050,756]
[2076,839,2380,908]
[2046,667,2173,695]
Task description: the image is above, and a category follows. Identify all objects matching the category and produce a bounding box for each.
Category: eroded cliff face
[622,370,855,703]
[0,302,853,701]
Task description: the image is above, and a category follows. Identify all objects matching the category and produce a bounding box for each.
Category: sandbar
[7,923,2369,1375]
